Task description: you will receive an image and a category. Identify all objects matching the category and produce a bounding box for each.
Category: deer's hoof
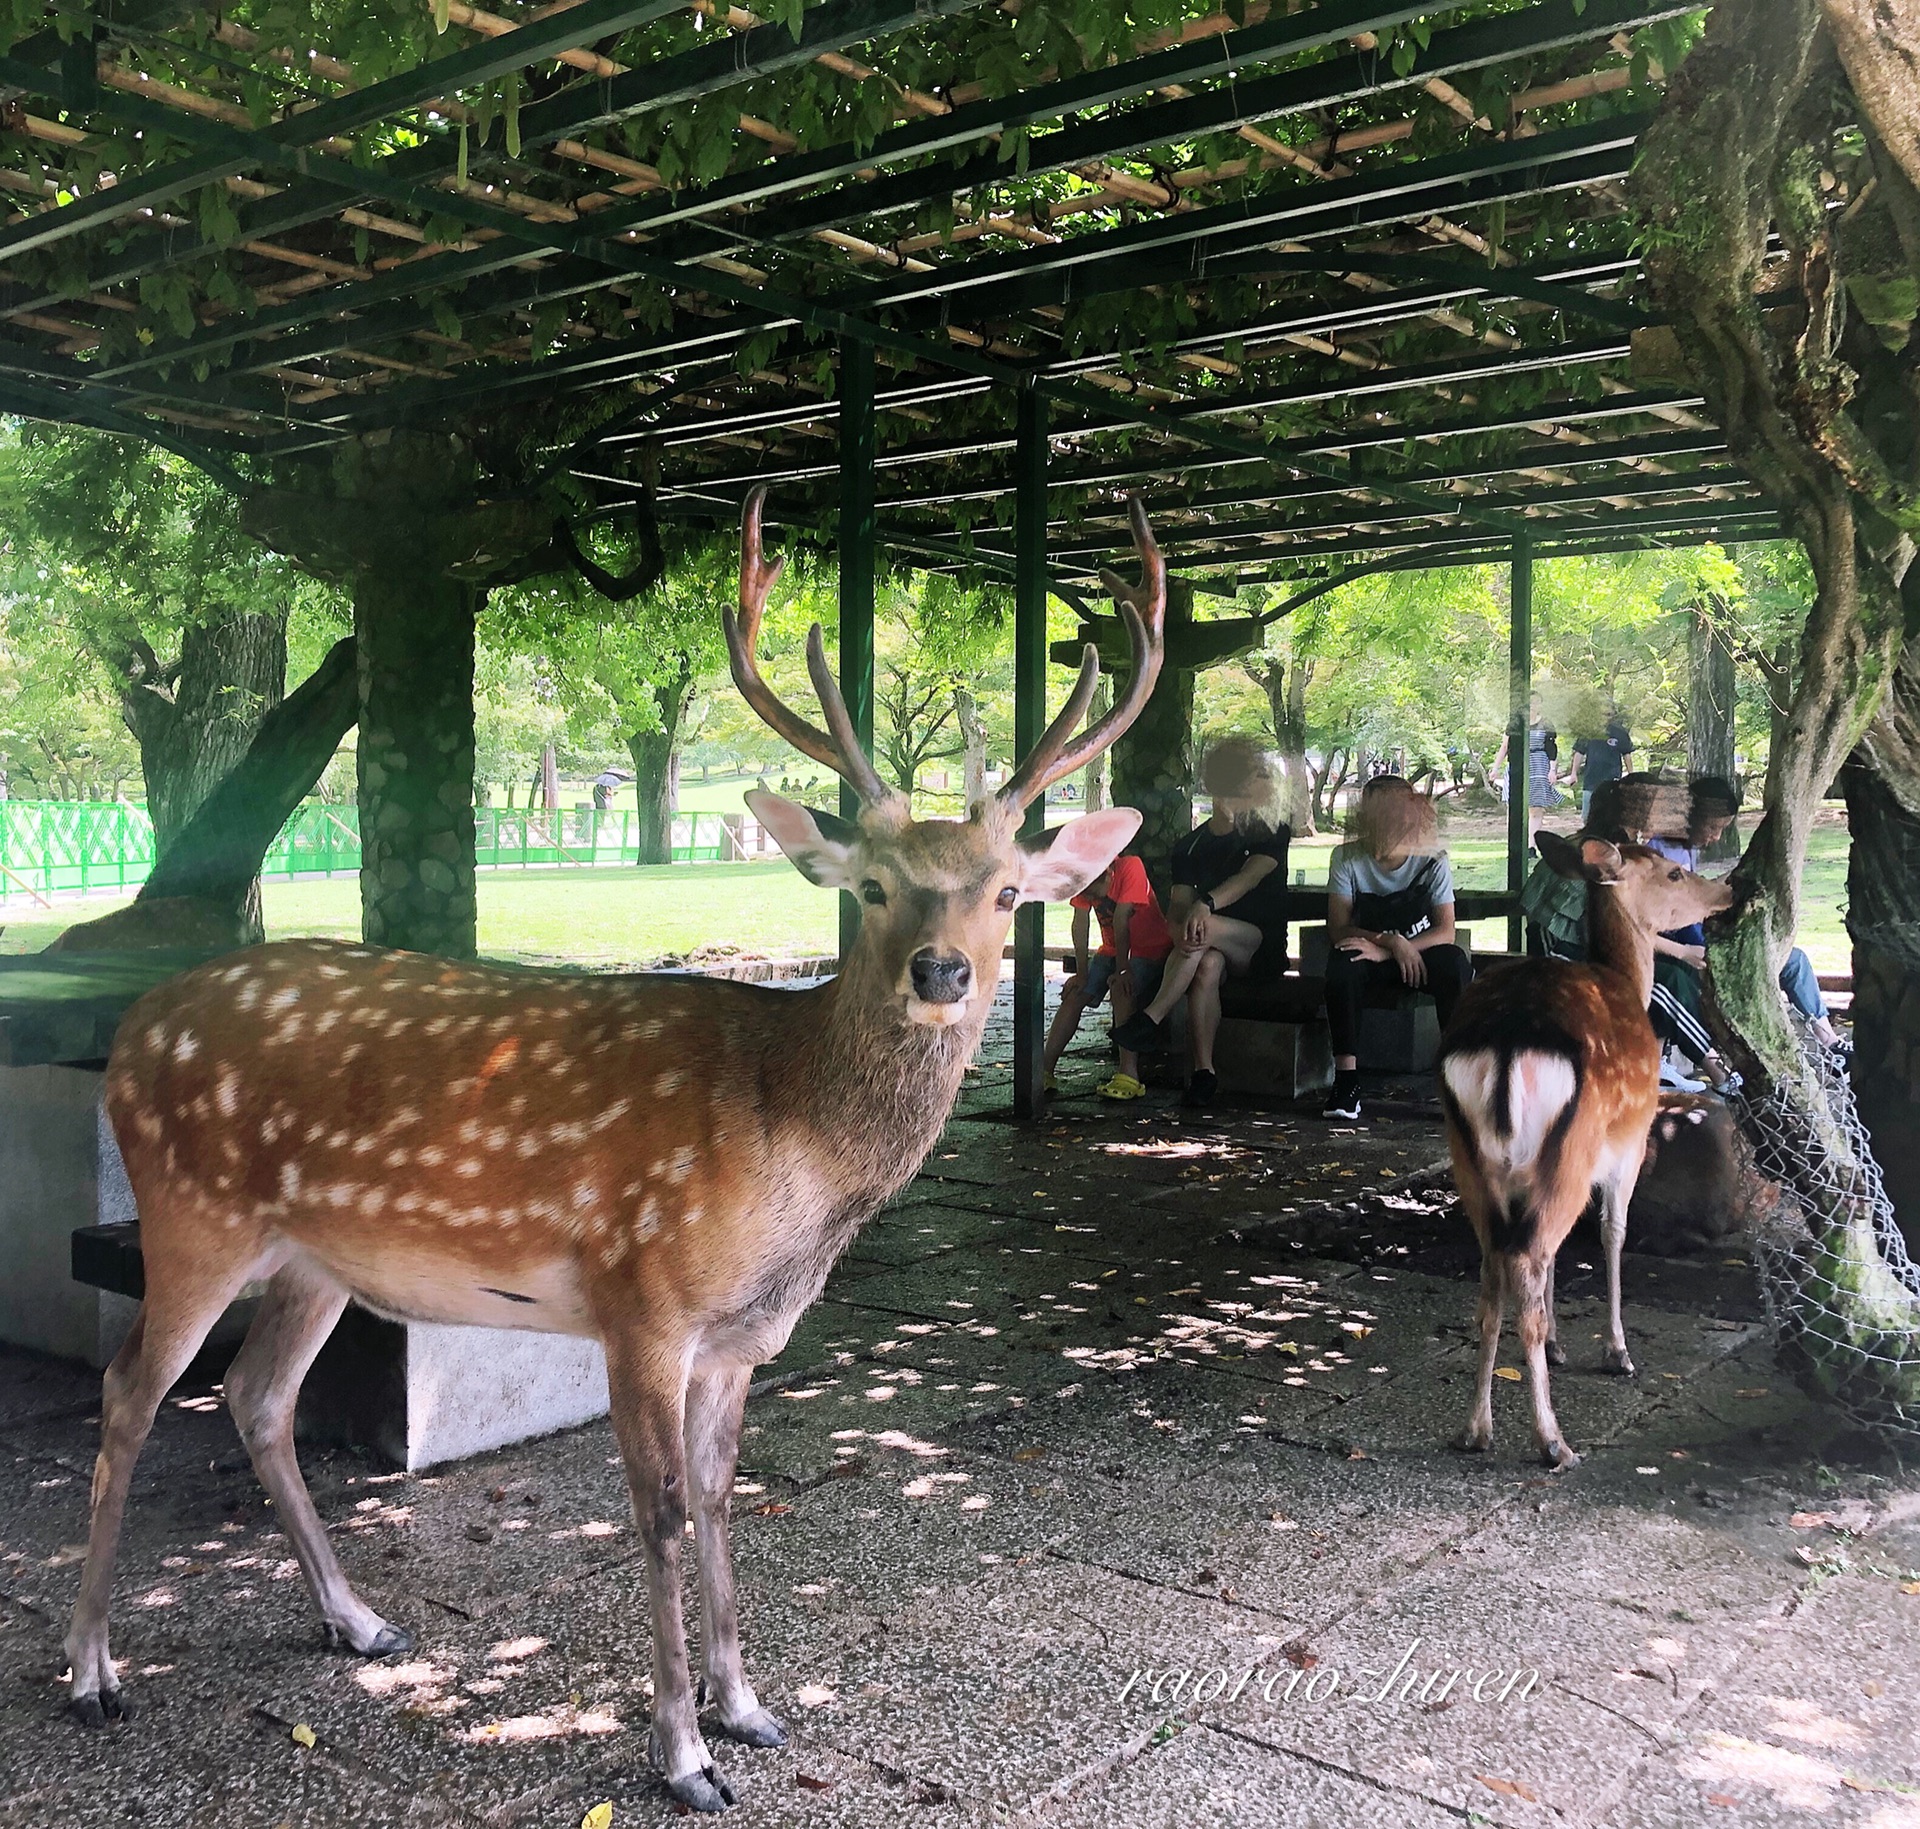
[69,1686,134,1729]
[1450,1425,1493,1454]
[665,1765,737,1812]
[716,1707,787,1749]
[1545,1339,1567,1368]
[1541,1438,1581,1471]
[1600,1347,1636,1378]
[321,1620,415,1658]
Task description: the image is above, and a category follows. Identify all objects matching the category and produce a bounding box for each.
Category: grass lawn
[0,807,1853,976]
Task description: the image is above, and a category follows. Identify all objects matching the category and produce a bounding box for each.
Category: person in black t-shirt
[1112,736,1291,1109]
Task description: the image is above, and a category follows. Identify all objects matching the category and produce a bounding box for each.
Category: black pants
[1324,942,1472,1057]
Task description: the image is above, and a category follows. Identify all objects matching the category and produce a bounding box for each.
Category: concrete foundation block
[298,1303,609,1471]
[1357,999,1442,1073]
[1213,1017,1335,1100]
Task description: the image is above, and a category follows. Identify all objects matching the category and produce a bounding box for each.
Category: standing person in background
[1041,855,1175,1100]
[1572,700,1634,820]
[1490,692,1564,808]
[1320,775,1471,1122]
[1112,736,1292,1111]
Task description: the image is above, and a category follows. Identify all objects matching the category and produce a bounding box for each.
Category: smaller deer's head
[1536,831,1737,934]
[726,491,1165,1029]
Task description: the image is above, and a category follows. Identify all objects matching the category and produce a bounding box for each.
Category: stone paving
[4,989,1919,1828]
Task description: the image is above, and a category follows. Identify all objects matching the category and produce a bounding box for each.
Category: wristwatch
[1198,892,1216,911]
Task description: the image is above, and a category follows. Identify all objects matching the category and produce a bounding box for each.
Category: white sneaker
[1659,1051,1706,1093]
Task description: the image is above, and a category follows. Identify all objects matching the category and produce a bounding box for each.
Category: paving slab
[1043,1721,1466,1829]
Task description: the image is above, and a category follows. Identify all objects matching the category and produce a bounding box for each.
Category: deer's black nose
[910,950,972,1004]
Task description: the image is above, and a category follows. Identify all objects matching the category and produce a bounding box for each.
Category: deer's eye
[861,880,887,906]
[996,886,1018,911]
[1669,869,1682,881]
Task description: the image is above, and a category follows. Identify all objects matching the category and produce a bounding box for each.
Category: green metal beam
[838,332,876,964]
[1011,378,1048,1121]
[1508,531,1532,950]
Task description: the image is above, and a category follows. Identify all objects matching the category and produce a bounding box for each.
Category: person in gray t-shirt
[1320,777,1472,1120]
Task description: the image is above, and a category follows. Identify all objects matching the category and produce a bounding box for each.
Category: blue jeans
[1779,946,1827,1021]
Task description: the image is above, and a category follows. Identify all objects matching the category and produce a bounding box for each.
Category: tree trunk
[243,433,551,958]
[1083,676,1111,812]
[1111,664,1194,883]
[629,661,695,867]
[1248,650,1316,836]
[119,607,289,854]
[1688,596,1742,861]
[954,682,988,807]
[1845,657,1920,1239]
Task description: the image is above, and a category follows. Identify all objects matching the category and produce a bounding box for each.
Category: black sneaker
[1111,1009,1164,1054]
[1322,1075,1362,1121]
[1183,1068,1218,1109]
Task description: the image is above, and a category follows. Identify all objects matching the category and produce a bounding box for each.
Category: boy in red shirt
[1042,852,1175,1100]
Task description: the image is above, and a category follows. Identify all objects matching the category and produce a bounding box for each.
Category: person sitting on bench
[1321,775,1471,1122]
[1112,736,1292,1110]
[1041,853,1175,1101]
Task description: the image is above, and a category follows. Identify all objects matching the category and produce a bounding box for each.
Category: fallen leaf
[1345,1447,1370,1461]
[290,1723,317,1749]
[795,1684,837,1708]
[1734,1388,1770,1399]
[580,1804,613,1829]
[795,1774,833,1793]
[751,1502,792,1517]
[1706,1794,1739,1807]
[1900,1581,1920,1595]
[1012,1446,1047,1464]
[1494,1367,1524,1383]
[1283,1642,1317,1669]
[1475,1775,1539,1803]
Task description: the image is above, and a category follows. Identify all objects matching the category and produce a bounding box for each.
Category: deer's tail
[1440,1045,1583,1255]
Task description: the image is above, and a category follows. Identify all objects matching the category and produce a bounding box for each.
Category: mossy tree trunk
[1111,662,1195,881]
[1634,0,1920,1093]
[1688,595,1742,862]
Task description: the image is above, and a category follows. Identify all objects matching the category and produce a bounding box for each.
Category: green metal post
[1507,528,1533,953]
[1012,381,1049,1119]
[838,333,877,965]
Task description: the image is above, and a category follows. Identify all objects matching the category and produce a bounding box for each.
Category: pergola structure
[0,0,1774,1110]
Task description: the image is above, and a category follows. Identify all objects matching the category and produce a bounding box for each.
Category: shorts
[1084,953,1166,1007]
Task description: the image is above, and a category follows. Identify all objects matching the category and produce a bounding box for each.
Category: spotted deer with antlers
[65,490,1164,1812]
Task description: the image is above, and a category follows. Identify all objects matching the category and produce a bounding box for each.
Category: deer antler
[997,495,1167,812]
[722,486,896,806]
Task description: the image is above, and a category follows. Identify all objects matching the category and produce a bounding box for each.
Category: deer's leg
[605,1334,733,1813]
[1514,1254,1578,1470]
[1543,1252,1566,1367]
[1452,1248,1504,1454]
[223,1262,412,1656]
[66,1252,258,1726]
[1596,1151,1638,1376]
[685,1362,784,1750]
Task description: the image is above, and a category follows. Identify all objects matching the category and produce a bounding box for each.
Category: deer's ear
[1576,836,1627,883]
[1016,808,1143,905]
[1537,828,1621,884]
[747,790,858,888]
